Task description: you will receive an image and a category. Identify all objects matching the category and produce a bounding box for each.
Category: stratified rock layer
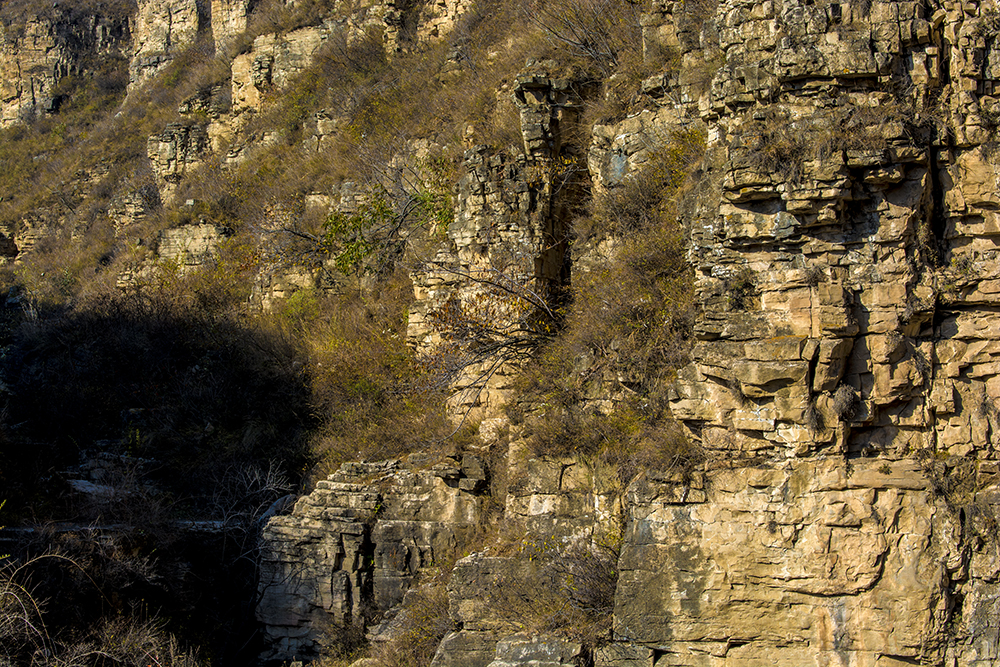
[257,456,486,660]
[256,0,1000,662]
[0,7,130,127]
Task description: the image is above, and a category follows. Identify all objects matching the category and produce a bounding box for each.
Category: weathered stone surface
[0,9,130,127]
[432,630,500,667]
[147,123,211,204]
[223,0,1000,664]
[230,25,333,127]
[156,222,227,268]
[129,0,202,87]
[612,458,960,664]
[486,634,585,667]
[258,456,487,661]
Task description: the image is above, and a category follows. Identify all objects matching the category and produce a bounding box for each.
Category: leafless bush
[724,266,758,311]
[833,384,859,422]
[482,533,620,647]
[0,552,202,666]
[362,583,454,667]
[525,0,644,77]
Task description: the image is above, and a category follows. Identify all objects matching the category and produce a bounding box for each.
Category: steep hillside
[1,0,999,666]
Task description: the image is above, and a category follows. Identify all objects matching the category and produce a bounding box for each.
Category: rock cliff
[253,0,1000,664]
[0,4,130,127]
[3,0,1000,665]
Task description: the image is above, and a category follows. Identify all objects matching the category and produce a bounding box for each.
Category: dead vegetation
[0,0,712,663]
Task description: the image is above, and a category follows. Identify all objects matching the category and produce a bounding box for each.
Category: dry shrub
[583,126,706,239]
[724,265,758,311]
[525,0,644,78]
[3,38,236,304]
[0,549,203,667]
[519,389,694,485]
[733,99,924,183]
[0,0,135,32]
[482,532,619,647]
[504,128,704,483]
[302,272,451,478]
[833,384,859,422]
[361,584,454,667]
[733,107,812,182]
[566,132,703,380]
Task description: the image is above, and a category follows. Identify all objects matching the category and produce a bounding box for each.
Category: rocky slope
[255,0,1000,664]
[2,0,1000,665]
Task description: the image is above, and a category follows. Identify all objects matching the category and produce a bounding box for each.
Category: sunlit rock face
[259,0,1000,663]
[5,0,996,663]
[0,7,130,127]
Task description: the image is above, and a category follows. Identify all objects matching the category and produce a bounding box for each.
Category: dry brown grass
[296,271,452,480]
[476,531,619,648]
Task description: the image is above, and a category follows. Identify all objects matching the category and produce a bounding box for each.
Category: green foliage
[323,186,452,275]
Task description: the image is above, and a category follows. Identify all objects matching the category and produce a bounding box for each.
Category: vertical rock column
[129,0,203,88]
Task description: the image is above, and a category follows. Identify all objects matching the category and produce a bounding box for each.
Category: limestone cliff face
[256,456,487,660]
[3,0,1000,664]
[129,0,254,86]
[0,7,130,127]
[256,0,1000,665]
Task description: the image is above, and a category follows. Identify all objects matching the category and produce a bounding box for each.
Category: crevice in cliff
[926,125,948,268]
[196,0,213,46]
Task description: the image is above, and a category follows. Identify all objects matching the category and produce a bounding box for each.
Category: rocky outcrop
[157,221,228,268]
[230,24,334,126]
[486,635,586,667]
[0,7,130,127]
[129,0,204,87]
[147,122,211,204]
[257,456,487,661]
[129,0,251,87]
[0,0,973,662]
[210,0,252,50]
[407,67,590,419]
[593,0,1000,662]
[646,0,1000,468]
[256,1,1000,662]
[613,459,960,664]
